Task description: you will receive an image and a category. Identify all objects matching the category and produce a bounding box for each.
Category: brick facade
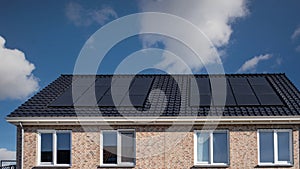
[18,125,299,169]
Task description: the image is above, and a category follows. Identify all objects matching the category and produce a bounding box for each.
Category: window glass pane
[41,133,53,163]
[259,132,274,163]
[213,132,228,164]
[57,132,71,164]
[121,131,135,163]
[278,132,290,162]
[103,132,117,164]
[197,133,209,162]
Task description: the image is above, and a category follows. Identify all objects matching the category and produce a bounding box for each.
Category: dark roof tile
[7,73,300,117]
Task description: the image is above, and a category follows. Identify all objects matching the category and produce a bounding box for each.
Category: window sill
[36,164,71,168]
[99,164,135,168]
[193,164,229,168]
[256,163,293,168]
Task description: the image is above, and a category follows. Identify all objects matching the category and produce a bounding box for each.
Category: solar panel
[234,94,260,106]
[132,77,153,85]
[72,77,96,87]
[190,77,211,96]
[199,95,212,106]
[189,76,284,107]
[49,86,89,106]
[229,77,248,85]
[190,82,210,95]
[252,85,276,94]
[74,86,109,106]
[96,77,154,107]
[130,78,154,90]
[231,85,253,94]
[190,94,212,106]
[210,79,237,106]
[116,77,154,107]
[95,78,113,86]
[209,78,229,94]
[98,95,124,106]
[190,77,238,106]
[195,77,210,83]
[105,87,130,96]
[129,87,151,95]
[113,77,133,86]
[213,94,237,106]
[190,78,208,106]
[256,94,283,105]
[248,77,268,85]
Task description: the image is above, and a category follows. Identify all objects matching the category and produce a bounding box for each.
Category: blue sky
[0,0,300,160]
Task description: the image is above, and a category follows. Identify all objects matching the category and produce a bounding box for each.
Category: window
[194,130,229,166]
[38,130,71,166]
[258,129,292,166]
[101,130,135,167]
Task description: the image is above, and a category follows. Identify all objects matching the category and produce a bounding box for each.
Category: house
[6,73,300,169]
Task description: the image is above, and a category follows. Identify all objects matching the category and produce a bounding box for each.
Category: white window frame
[194,130,229,167]
[257,129,293,166]
[37,130,72,167]
[100,129,136,167]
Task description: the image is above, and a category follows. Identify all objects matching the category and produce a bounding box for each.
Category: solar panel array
[50,75,283,108]
[49,76,154,107]
[190,76,284,106]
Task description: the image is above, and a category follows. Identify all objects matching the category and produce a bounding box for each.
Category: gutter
[6,116,300,126]
[19,122,24,169]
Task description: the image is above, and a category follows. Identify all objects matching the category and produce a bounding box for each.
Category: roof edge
[7,116,300,126]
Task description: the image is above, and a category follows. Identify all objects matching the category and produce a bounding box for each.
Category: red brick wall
[18,125,299,169]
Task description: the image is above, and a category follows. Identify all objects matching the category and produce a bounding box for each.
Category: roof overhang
[6,116,300,126]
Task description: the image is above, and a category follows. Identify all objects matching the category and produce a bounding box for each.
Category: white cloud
[0,36,39,100]
[291,26,300,40]
[0,148,15,161]
[65,2,118,27]
[138,0,249,73]
[237,54,272,73]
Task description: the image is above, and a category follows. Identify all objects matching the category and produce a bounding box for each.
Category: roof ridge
[60,73,286,76]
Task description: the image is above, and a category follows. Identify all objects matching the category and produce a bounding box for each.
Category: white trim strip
[7,116,300,125]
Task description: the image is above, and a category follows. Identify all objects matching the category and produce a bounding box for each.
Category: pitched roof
[7,73,300,118]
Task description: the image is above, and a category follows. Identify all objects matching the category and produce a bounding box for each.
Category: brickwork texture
[18,125,299,169]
